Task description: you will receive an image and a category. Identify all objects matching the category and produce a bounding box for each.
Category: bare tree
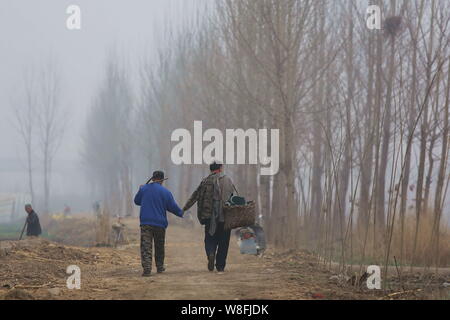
[11,68,38,204]
[83,52,134,217]
[104,0,450,271]
[37,60,66,214]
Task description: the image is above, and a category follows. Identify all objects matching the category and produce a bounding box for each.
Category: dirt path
[61,225,309,300]
[1,223,448,300]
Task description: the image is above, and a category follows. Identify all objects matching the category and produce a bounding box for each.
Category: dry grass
[45,216,97,247]
[95,207,111,246]
[44,214,140,247]
[349,212,450,268]
[390,214,450,267]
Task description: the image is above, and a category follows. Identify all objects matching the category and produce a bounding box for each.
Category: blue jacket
[134,182,183,229]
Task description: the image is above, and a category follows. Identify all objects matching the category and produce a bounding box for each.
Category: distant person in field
[183,162,236,273]
[134,170,184,277]
[25,204,42,238]
[112,216,126,247]
[93,201,101,218]
[63,204,71,216]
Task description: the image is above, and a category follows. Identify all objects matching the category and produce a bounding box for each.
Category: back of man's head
[25,204,33,214]
[209,161,222,172]
[151,170,166,183]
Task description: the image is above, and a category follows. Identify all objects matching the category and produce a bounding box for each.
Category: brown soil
[0,220,448,300]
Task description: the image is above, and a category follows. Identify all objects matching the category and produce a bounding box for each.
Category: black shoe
[142,270,151,277]
[216,268,225,273]
[207,254,215,272]
[157,267,165,273]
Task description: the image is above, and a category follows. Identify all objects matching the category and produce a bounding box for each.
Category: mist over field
[0,0,206,213]
[0,1,449,300]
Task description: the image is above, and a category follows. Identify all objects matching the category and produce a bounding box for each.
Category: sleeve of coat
[166,192,184,217]
[134,187,143,206]
[183,183,201,211]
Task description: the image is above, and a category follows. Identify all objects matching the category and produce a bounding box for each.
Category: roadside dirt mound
[0,238,97,294]
[18,241,96,264]
[4,288,35,300]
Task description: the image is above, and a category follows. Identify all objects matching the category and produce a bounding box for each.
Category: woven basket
[223,201,256,230]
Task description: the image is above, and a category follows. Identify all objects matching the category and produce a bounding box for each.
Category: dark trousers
[140,225,166,272]
[204,222,231,270]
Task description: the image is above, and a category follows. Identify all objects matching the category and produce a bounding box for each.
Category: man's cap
[151,170,168,182]
[210,161,223,172]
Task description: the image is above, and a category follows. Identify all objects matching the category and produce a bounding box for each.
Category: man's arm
[166,192,183,217]
[134,186,144,206]
[183,183,202,211]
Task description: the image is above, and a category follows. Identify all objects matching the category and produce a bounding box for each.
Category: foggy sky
[1,1,448,220]
[0,0,203,196]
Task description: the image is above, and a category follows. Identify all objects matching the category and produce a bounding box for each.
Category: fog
[0,1,448,276]
[0,0,203,213]
[0,1,448,231]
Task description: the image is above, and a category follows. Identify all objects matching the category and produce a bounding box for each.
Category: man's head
[25,204,33,214]
[151,170,167,184]
[209,161,223,173]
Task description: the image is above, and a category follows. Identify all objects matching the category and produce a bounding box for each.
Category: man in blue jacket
[134,170,183,277]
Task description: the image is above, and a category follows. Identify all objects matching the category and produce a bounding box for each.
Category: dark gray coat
[26,211,42,236]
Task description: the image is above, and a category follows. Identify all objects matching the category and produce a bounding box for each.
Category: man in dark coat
[25,204,42,237]
[183,162,236,273]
